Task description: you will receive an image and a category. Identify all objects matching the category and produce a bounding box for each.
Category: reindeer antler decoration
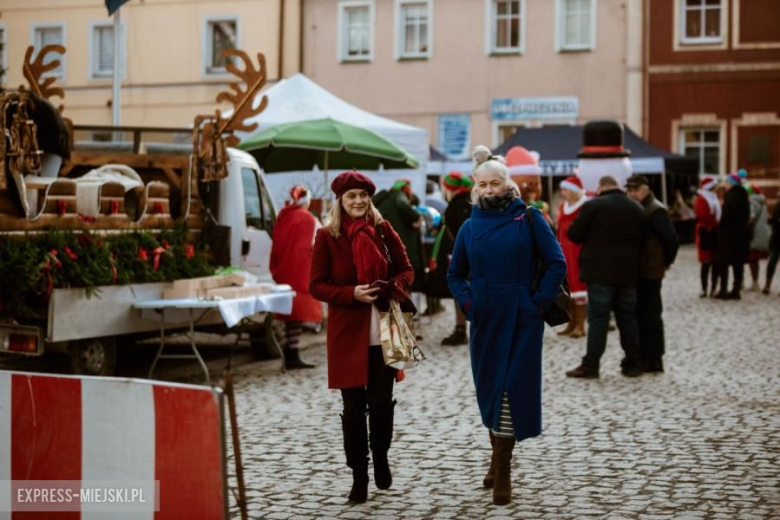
[23,45,66,113]
[194,50,269,182]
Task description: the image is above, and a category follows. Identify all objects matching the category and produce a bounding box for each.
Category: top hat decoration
[578,120,632,159]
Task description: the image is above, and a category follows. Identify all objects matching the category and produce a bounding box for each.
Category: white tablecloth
[134,291,295,328]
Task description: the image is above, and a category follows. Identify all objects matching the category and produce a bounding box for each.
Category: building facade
[645,0,780,204]
[301,0,644,157]
[0,0,301,128]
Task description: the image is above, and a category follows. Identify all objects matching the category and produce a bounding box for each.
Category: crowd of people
[695,171,780,299]
[265,124,777,506]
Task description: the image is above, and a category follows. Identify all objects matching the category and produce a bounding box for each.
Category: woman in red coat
[694,177,721,297]
[309,171,415,504]
[270,185,323,369]
[555,176,589,338]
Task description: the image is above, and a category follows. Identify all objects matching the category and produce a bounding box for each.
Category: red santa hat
[559,176,584,193]
[505,146,542,175]
[699,177,718,192]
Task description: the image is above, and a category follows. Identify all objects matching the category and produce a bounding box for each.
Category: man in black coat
[715,175,751,300]
[625,175,680,373]
[565,176,646,378]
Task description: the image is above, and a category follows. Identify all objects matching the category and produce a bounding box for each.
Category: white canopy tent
[235,74,429,209]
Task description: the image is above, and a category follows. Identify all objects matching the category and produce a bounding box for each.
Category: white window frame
[394,0,433,60]
[679,0,726,45]
[679,127,722,175]
[0,24,7,84]
[485,0,526,55]
[29,22,67,81]
[555,0,597,52]
[202,15,241,77]
[88,21,126,80]
[338,0,375,63]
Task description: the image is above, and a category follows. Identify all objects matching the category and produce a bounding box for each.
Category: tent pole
[661,169,668,206]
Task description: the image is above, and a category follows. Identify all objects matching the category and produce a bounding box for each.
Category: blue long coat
[447,198,566,441]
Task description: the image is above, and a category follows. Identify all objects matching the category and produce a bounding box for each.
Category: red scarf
[343,215,389,285]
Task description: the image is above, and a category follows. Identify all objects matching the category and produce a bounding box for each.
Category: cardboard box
[205,284,274,299]
[162,287,207,300]
[172,275,235,291]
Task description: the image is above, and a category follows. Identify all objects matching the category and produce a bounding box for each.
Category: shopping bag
[380,300,427,369]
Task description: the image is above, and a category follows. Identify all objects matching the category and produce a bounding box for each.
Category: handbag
[526,208,572,327]
[380,300,427,369]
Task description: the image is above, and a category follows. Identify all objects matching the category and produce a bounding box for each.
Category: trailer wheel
[69,337,117,376]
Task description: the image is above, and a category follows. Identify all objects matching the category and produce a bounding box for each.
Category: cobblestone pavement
[227,246,780,519]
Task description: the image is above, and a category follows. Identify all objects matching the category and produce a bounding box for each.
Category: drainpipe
[299,0,305,73]
[278,0,286,79]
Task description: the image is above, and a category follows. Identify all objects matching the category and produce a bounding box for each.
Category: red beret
[331,171,376,198]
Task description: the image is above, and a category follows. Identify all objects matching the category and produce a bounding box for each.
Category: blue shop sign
[438,114,471,160]
[491,97,579,121]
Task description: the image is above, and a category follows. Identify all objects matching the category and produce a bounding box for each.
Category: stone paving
[227,246,780,519]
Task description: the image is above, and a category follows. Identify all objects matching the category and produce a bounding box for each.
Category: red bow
[138,248,148,261]
[63,246,78,261]
[153,202,164,214]
[152,247,166,272]
[57,200,67,216]
[110,200,120,215]
[184,243,195,259]
[78,213,96,223]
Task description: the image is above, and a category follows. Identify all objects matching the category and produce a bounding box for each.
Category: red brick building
[645,0,780,205]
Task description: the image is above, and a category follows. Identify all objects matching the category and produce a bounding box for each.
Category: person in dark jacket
[565,175,646,379]
[715,174,751,300]
[625,175,680,373]
[428,172,474,345]
[374,180,426,293]
[763,202,780,295]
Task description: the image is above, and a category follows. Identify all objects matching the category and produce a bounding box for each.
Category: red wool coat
[310,220,414,389]
[270,205,323,323]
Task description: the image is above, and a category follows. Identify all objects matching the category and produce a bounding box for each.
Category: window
[339,1,374,61]
[241,168,264,229]
[204,17,238,75]
[397,1,431,59]
[90,23,124,79]
[32,24,66,79]
[558,0,595,51]
[681,0,723,44]
[489,0,524,53]
[681,129,721,174]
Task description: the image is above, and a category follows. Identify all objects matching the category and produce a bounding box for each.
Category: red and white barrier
[0,371,227,519]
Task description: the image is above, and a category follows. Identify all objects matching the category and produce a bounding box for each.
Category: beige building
[301,0,644,156]
[0,0,301,128]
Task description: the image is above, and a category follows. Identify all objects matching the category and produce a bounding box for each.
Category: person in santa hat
[694,177,721,297]
[555,176,588,338]
[428,171,475,346]
[269,185,323,369]
[506,146,554,226]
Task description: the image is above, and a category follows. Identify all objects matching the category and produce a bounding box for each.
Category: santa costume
[555,176,589,337]
[269,185,323,369]
[506,146,553,225]
[693,177,721,295]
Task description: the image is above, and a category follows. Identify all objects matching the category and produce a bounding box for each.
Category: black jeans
[583,283,641,370]
[341,346,396,413]
[637,279,664,364]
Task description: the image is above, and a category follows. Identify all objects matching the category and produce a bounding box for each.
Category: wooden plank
[62,153,190,172]
[162,168,182,190]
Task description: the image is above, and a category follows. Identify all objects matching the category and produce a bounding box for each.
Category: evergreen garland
[0,223,214,319]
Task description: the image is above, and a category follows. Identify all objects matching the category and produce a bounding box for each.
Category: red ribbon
[184,243,195,259]
[57,200,67,216]
[152,247,166,272]
[138,248,148,261]
[63,247,78,261]
[110,200,120,215]
[153,202,164,214]
[582,146,625,153]
[78,213,96,223]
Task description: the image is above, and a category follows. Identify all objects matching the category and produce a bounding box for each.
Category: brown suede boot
[492,436,515,505]
[556,302,576,336]
[483,430,496,488]
[568,304,587,338]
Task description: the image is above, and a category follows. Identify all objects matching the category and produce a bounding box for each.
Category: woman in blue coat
[447,146,566,505]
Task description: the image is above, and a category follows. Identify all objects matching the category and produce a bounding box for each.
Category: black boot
[441,324,467,346]
[341,410,369,503]
[284,348,316,369]
[368,400,395,490]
